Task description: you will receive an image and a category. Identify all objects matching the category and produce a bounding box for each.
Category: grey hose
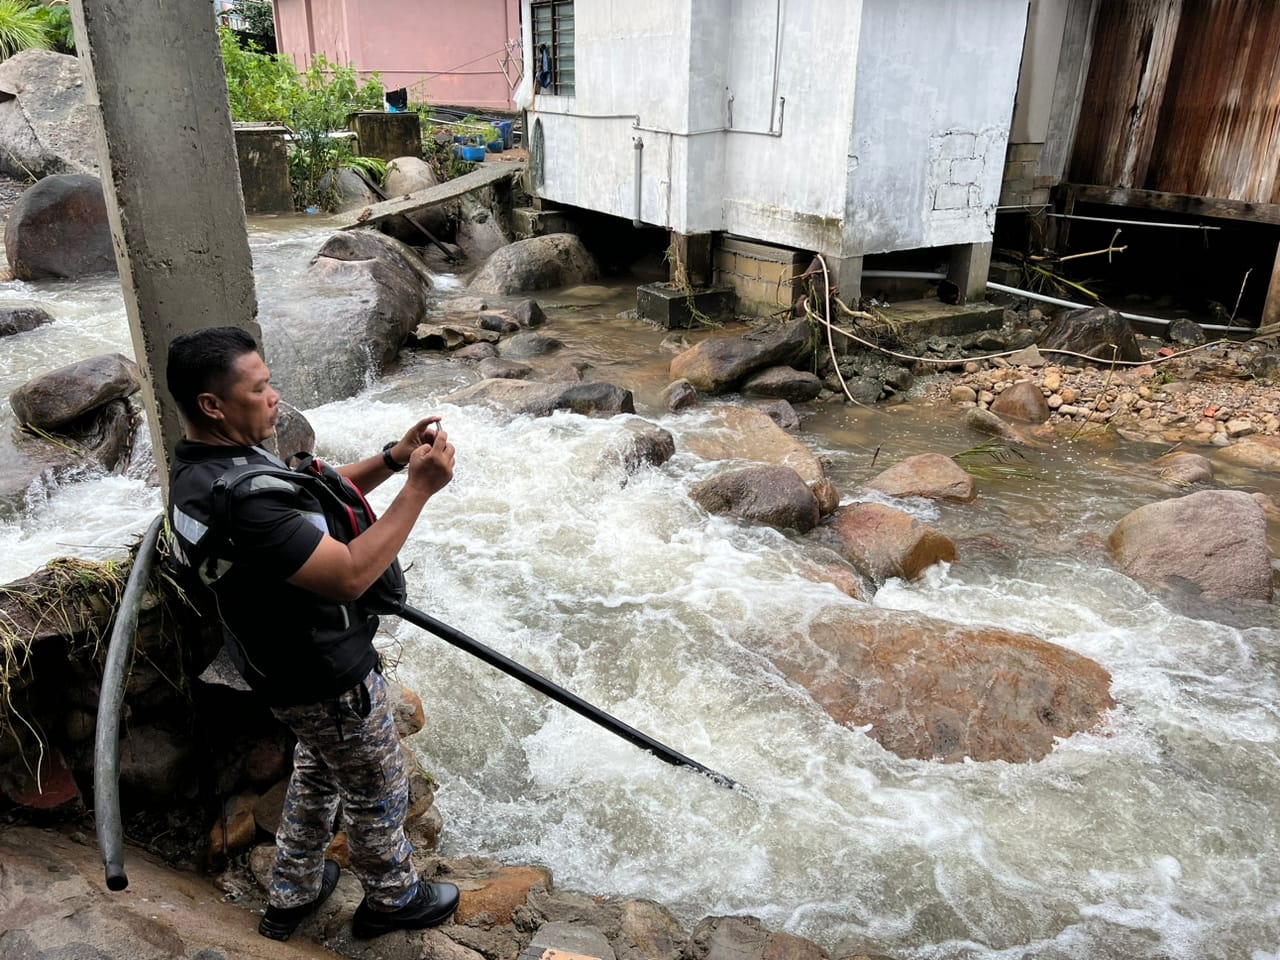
[94,512,165,891]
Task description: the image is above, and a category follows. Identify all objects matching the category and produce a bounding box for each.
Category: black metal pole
[396,603,740,791]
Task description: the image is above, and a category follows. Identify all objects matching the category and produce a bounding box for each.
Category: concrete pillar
[948,242,993,304]
[1262,239,1280,330]
[821,254,863,305]
[71,0,259,499]
[668,231,714,288]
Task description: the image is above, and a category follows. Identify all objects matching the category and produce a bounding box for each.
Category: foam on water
[302,389,1280,960]
[4,237,1279,957]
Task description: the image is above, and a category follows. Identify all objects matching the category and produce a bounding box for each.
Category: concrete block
[950,158,984,183]
[1029,187,1051,205]
[934,184,970,210]
[937,133,977,159]
[713,250,736,275]
[350,111,422,162]
[762,260,800,287]
[234,125,293,214]
[511,206,575,239]
[636,282,734,329]
[1008,141,1044,162]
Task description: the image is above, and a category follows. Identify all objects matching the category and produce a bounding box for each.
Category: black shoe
[258,859,341,941]
[350,880,460,939]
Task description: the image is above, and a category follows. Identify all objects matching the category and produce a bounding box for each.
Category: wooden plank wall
[1069,0,1280,206]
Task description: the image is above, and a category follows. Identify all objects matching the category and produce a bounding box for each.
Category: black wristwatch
[381,441,407,472]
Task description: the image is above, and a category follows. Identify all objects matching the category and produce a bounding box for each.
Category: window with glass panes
[531,1,574,96]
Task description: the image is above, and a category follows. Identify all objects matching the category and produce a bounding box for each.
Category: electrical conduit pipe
[633,137,643,228]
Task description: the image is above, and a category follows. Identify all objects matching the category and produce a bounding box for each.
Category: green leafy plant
[33,0,72,53]
[218,27,386,211]
[0,0,50,61]
[342,154,387,185]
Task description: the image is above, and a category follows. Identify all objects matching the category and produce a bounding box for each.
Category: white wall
[718,0,861,253]
[532,0,693,226]
[845,0,1029,255]
[528,0,1027,259]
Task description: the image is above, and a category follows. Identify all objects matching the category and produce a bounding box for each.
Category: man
[165,326,459,941]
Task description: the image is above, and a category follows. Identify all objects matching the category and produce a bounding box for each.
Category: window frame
[531,0,575,97]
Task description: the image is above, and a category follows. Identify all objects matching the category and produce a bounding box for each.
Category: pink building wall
[274,0,522,111]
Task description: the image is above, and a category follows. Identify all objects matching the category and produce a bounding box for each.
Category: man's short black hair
[166,326,260,423]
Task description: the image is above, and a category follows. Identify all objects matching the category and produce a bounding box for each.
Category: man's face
[208,351,280,445]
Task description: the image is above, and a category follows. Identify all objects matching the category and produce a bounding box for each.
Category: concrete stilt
[71,0,259,495]
[948,241,993,305]
[1262,239,1280,330]
[668,231,714,288]
[820,254,863,305]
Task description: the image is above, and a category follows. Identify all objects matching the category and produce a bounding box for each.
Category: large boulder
[1214,434,1280,471]
[820,501,956,583]
[316,167,379,212]
[598,419,676,476]
[670,320,813,394]
[687,916,826,960]
[384,155,438,195]
[443,378,635,418]
[4,174,115,280]
[0,302,54,338]
[690,465,820,533]
[989,379,1050,423]
[9,353,140,429]
[0,399,137,515]
[865,452,976,502]
[456,191,511,263]
[1037,306,1143,364]
[1153,451,1213,486]
[469,233,600,295]
[681,406,825,483]
[740,365,823,403]
[0,50,98,179]
[261,230,431,408]
[381,156,451,243]
[1108,490,1272,601]
[753,605,1114,763]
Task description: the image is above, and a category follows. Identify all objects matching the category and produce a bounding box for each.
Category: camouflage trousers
[268,667,418,911]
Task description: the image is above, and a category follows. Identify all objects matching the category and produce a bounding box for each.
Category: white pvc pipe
[986,281,1245,334]
[863,270,946,280]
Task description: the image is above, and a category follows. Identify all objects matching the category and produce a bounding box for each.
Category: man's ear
[195,391,223,421]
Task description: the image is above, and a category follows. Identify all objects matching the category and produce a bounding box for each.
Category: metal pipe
[1045,212,1220,231]
[530,109,782,139]
[397,603,741,791]
[768,0,783,133]
[95,512,165,892]
[987,281,1244,333]
[863,270,946,280]
[632,137,644,228]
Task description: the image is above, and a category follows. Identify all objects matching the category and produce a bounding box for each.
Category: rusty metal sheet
[1069,0,1280,207]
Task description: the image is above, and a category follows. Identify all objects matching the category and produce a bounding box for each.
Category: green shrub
[218,27,385,211]
[34,1,72,54]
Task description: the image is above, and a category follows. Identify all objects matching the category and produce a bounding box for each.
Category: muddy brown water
[2,221,1278,959]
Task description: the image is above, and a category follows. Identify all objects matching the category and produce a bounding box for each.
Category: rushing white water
[2,221,1279,959]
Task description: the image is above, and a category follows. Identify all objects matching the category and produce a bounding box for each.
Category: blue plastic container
[453,144,486,162]
[491,119,514,149]
[487,139,503,153]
